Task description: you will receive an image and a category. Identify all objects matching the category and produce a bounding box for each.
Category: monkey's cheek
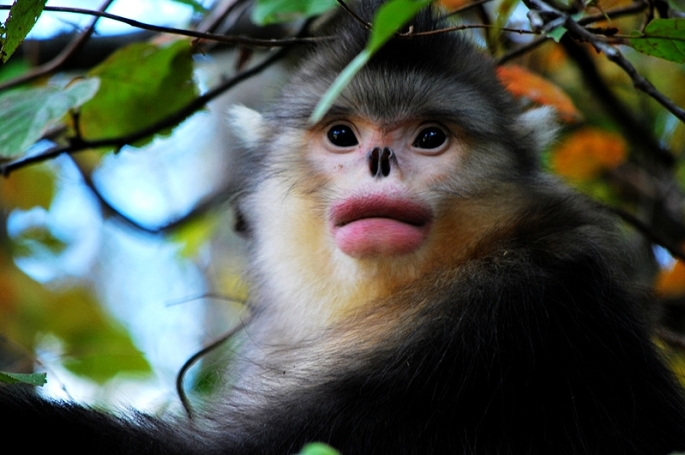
[333,219,430,258]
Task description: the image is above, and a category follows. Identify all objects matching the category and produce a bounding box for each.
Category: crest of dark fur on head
[269,0,542,172]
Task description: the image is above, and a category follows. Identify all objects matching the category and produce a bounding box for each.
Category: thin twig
[497,36,549,64]
[0,5,327,48]
[335,0,372,29]
[0,0,115,92]
[176,312,252,419]
[610,206,685,263]
[577,0,648,26]
[498,0,647,64]
[165,293,247,308]
[196,0,248,34]
[563,18,685,124]
[560,35,675,168]
[524,0,685,125]
[405,23,537,37]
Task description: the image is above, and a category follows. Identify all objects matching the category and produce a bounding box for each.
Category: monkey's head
[230,1,556,310]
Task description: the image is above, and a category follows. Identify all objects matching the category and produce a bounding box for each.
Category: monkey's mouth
[330,196,433,258]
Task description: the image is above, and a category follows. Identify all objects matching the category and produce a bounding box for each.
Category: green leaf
[46,288,152,384]
[0,371,47,386]
[0,59,31,82]
[489,0,520,51]
[310,0,432,123]
[169,0,207,14]
[297,443,341,455]
[0,164,56,210]
[252,0,336,25]
[630,19,685,63]
[310,50,372,123]
[546,26,567,43]
[169,214,219,258]
[0,0,47,63]
[367,0,432,52]
[79,40,198,150]
[0,79,101,158]
[12,225,68,259]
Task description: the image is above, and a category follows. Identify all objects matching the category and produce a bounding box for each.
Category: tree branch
[176,311,252,418]
[0,46,289,177]
[0,5,328,50]
[404,23,537,38]
[611,206,685,263]
[493,0,647,64]
[69,155,234,235]
[335,0,372,30]
[560,36,675,169]
[0,0,116,92]
[563,18,685,125]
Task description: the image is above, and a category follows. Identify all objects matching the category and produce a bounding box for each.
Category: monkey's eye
[327,124,359,148]
[413,127,447,150]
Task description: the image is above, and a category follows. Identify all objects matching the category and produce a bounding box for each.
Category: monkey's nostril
[368,147,382,177]
[368,147,393,178]
[380,147,393,177]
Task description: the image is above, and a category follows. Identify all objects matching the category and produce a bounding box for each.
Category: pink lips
[330,195,433,258]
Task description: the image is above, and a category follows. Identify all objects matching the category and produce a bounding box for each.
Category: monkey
[2,1,685,454]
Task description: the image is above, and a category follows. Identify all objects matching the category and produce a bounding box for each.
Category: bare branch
[498,1,648,63]
[563,18,685,124]
[70,153,236,235]
[0,5,328,50]
[577,1,648,26]
[560,36,676,168]
[335,0,372,29]
[177,311,253,418]
[497,36,549,64]
[196,0,249,34]
[611,206,685,263]
[404,23,538,38]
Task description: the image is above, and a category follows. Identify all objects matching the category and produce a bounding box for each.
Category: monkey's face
[307,117,466,259]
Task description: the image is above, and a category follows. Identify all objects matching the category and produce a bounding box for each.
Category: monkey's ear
[516,106,559,153]
[227,104,265,148]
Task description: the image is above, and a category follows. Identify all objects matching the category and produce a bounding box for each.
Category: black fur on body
[2,1,685,454]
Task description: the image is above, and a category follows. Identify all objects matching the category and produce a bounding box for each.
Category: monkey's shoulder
[476,190,622,272]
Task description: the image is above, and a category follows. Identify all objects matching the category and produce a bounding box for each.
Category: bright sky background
[29,0,205,38]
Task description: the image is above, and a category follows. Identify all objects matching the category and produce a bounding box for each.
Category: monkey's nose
[368,147,394,178]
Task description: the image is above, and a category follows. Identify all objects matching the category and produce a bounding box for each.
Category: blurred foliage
[252,0,337,24]
[0,371,47,385]
[497,64,582,123]
[1,0,685,401]
[297,442,342,455]
[80,40,197,149]
[552,128,627,181]
[0,79,100,157]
